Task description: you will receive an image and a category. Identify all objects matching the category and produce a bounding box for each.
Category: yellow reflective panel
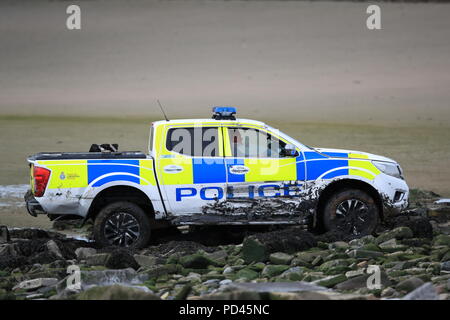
[244,158,296,182]
[139,159,156,185]
[349,159,381,180]
[38,160,88,189]
[158,156,193,185]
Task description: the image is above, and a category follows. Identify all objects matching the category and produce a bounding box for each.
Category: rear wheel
[322,189,379,236]
[93,201,151,249]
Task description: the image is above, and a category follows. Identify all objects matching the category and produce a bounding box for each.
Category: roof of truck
[152,118,267,127]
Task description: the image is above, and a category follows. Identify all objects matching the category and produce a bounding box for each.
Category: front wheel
[322,189,379,236]
[93,201,151,249]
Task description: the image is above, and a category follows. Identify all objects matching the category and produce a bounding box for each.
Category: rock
[204,250,228,266]
[375,227,413,245]
[241,227,316,264]
[86,253,111,266]
[379,239,408,253]
[335,272,390,291]
[241,238,268,263]
[235,268,259,281]
[396,277,425,293]
[105,250,139,270]
[269,252,293,265]
[347,249,384,259]
[441,261,450,272]
[313,274,347,288]
[402,282,439,300]
[133,254,158,268]
[349,235,376,248]
[46,240,63,259]
[0,226,10,244]
[223,267,234,275]
[261,265,290,277]
[227,281,328,293]
[318,259,349,272]
[75,247,97,260]
[13,278,58,291]
[381,287,400,298]
[174,284,192,300]
[398,217,433,239]
[179,252,217,269]
[328,241,349,251]
[345,269,365,279]
[279,267,304,281]
[76,285,159,300]
[144,264,179,278]
[434,234,450,246]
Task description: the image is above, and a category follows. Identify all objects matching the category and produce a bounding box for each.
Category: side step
[170,214,310,228]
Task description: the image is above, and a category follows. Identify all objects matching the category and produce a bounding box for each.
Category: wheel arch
[315,178,384,228]
[86,185,155,221]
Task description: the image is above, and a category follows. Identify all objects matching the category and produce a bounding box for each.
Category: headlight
[372,161,404,179]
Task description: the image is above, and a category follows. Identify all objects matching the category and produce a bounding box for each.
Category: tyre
[322,189,379,236]
[93,201,151,249]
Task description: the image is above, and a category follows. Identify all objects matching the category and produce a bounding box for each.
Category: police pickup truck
[25,107,409,248]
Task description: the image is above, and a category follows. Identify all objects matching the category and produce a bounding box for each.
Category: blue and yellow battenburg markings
[38,159,156,189]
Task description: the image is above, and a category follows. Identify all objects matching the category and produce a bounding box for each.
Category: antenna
[157,99,170,121]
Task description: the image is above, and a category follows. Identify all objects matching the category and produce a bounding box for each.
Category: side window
[228,127,287,158]
[166,127,220,157]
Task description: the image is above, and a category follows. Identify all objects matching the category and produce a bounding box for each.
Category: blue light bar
[212,106,237,120]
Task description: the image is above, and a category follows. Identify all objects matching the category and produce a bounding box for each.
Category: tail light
[33,166,51,197]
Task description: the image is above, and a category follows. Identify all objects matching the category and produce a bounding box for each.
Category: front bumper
[24,190,46,217]
[373,174,409,217]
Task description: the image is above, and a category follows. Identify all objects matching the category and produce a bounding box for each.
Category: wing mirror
[283,144,299,157]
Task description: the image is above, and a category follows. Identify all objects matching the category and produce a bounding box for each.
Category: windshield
[264,124,314,152]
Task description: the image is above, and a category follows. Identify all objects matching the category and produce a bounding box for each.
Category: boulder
[402,282,439,300]
[241,227,316,263]
[269,252,294,265]
[235,268,259,281]
[375,227,413,245]
[396,277,425,293]
[261,265,290,278]
[105,249,139,270]
[241,237,268,263]
[179,252,217,269]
